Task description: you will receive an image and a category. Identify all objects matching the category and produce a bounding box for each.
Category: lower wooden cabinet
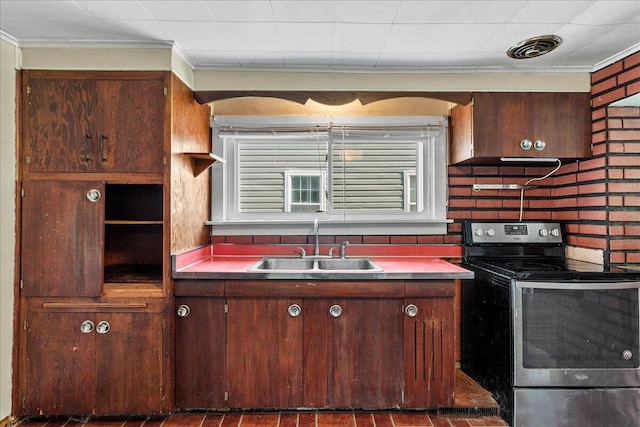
[174,282,456,411]
[303,298,404,409]
[403,297,455,407]
[175,297,227,409]
[22,298,165,415]
[227,298,303,408]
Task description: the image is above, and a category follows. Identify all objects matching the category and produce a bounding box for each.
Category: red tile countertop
[173,244,473,280]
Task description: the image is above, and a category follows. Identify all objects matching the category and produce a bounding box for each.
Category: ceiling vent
[507,35,562,59]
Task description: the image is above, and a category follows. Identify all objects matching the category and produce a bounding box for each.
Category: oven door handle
[514,280,640,290]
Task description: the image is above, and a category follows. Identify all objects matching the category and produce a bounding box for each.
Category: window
[285,171,326,213]
[404,171,417,212]
[208,116,449,235]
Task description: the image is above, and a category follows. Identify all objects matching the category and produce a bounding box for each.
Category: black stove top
[464,256,637,280]
[462,221,640,281]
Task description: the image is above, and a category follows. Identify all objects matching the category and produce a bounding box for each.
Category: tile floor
[17,412,508,427]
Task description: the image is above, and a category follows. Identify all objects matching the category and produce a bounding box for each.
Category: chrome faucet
[340,241,349,259]
[313,218,320,256]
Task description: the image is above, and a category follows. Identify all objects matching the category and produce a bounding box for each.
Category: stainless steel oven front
[512,279,640,426]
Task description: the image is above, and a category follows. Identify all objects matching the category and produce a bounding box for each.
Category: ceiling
[1,0,639,72]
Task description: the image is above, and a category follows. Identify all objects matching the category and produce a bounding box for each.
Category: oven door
[513,280,640,387]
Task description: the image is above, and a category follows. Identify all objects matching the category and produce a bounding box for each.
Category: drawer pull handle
[100,134,107,162]
[83,134,91,162]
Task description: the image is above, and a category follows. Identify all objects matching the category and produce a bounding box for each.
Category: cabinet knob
[96,320,110,334]
[534,140,546,151]
[288,304,302,317]
[329,304,343,318]
[520,139,532,150]
[177,304,191,317]
[86,189,101,202]
[405,304,419,318]
[80,320,94,334]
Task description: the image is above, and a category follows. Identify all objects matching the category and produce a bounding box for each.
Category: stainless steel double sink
[249,256,382,272]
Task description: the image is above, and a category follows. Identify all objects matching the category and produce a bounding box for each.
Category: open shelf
[104,184,164,288]
[185,152,224,177]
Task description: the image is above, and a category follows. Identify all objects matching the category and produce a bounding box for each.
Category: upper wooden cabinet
[21,180,164,297]
[24,71,165,174]
[21,180,104,297]
[450,92,592,164]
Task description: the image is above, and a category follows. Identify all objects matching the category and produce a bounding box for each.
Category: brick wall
[214,52,640,265]
[588,50,640,264]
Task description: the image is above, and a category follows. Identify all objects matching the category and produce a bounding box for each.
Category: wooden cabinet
[303,298,404,409]
[21,180,164,297]
[227,298,304,408]
[24,71,165,174]
[176,280,456,410]
[403,298,455,407]
[21,180,104,297]
[175,297,227,409]
[22,299,165,415]
[17,70,212,417]
[450,92,591,164]
[225,297,403,410]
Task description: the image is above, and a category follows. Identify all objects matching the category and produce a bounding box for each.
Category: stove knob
[539,229,549,237]
[551,228,560,237]
[486,228,495,237]
[474,228,484,237]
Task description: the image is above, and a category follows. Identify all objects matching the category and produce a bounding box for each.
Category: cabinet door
[227,298,303,408]
[304,298,404,409]
[95,79,165,173]
[26,76,98,173]
[95,311,164,414]
[473,92,533,158]
[175,297,227,409]
[532,92,591,159]
[403,297,455,408]
[24,307,96,415]
[21,180,104,297]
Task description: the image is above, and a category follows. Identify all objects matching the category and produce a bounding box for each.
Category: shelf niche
[104,183,164,287]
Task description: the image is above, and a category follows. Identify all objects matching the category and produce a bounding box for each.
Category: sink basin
[249,257,382,272]
[252,257,316,271]
[316,258,380,271]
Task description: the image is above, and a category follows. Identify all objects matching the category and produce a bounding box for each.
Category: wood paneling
[169,73,212,254]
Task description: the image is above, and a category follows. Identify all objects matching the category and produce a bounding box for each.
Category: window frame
[208,116,450,235]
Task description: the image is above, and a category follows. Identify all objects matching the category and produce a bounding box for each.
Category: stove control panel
[468,222,563,244]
